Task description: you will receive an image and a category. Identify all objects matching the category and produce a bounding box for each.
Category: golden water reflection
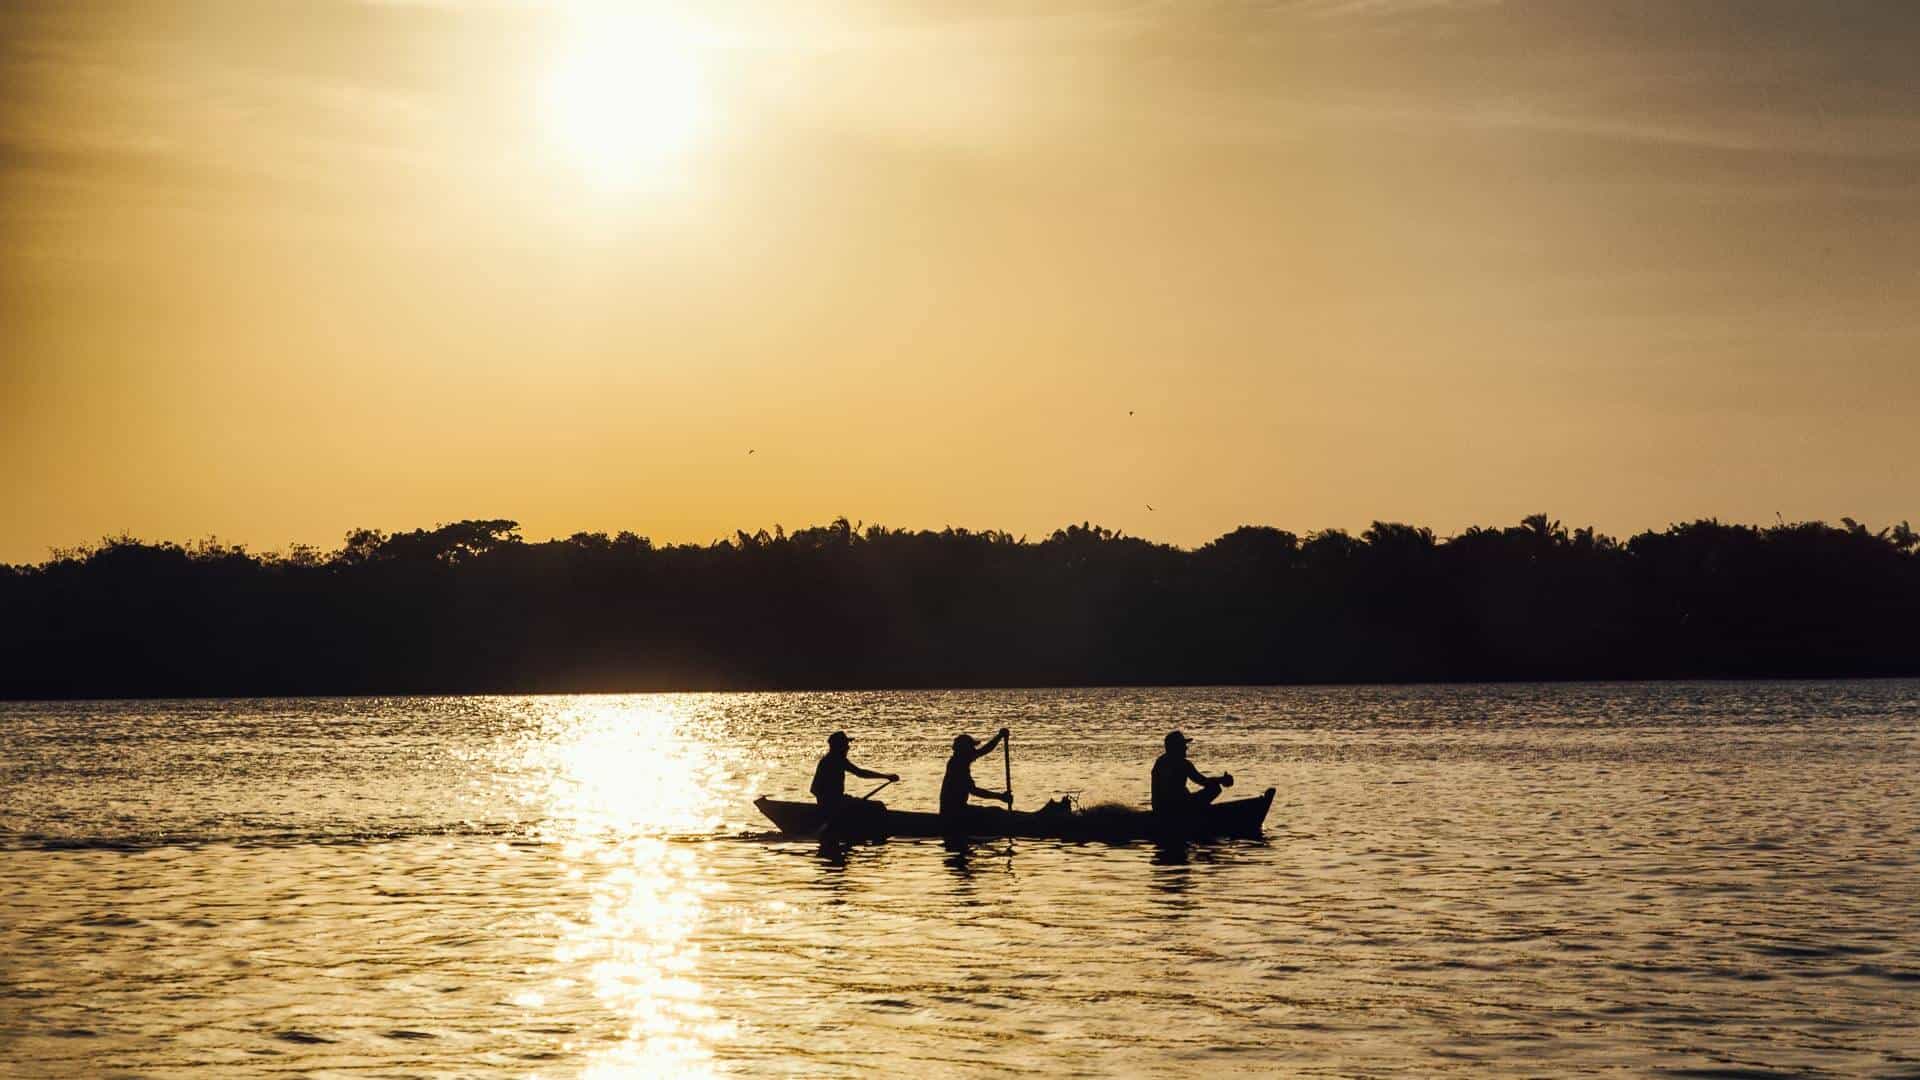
[3,688,1913,1077]
[507,697,749,1077]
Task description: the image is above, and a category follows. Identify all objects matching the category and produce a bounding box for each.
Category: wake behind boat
[754,787,1275,843]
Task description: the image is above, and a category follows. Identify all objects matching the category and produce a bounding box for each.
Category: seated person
[940,728,1012,822]
[811,730,898,823]
[1150,730,1232,817]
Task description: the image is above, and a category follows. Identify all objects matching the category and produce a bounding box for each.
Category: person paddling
[940,728,1013,824]
[1151,730,1233,818]
[811,731,898,822]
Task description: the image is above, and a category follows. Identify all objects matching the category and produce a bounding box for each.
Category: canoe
[753,787,1275,843]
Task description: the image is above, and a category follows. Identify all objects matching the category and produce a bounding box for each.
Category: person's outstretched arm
[846,761,899,782]
[968,728,1009,763]
[1184,760,1211,785]
[970,783,1012,804]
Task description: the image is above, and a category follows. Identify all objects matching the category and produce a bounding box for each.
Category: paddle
[1003,731,1013,810]
[812,777,895,841]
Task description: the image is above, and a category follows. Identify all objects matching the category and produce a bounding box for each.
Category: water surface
[3,683,1917,1077]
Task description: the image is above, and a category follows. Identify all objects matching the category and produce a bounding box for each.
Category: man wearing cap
[940,728,1013,823]
[810,730,899,815]
[1151,730,1233,819]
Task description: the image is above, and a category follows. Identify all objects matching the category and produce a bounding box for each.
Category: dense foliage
[3,515,1917,698]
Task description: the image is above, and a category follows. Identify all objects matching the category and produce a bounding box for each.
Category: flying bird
[747,449,755,455]
[1146,504,1155,511]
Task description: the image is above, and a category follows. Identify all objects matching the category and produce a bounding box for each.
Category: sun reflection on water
[509,697,743,1077]
[528,699,739,837]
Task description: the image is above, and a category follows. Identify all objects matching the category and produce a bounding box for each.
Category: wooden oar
[1003,732,1013,810]
[812,777,895,841]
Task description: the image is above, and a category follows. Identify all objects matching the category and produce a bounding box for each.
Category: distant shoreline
[5,515,1917,700]
[6,675,1920,707]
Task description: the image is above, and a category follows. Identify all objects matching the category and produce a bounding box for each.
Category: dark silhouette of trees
[1,514,1915,699]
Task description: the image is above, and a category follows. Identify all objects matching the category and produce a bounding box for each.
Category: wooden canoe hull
[753,788,1275,842]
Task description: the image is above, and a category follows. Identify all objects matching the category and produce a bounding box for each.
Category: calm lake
[3,683,1917,1077]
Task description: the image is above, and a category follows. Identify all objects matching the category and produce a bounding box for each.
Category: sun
[540,13,708,190]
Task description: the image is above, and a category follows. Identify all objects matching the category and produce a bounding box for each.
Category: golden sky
[4,1,1917,562]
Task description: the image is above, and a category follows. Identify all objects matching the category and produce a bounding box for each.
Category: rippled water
[2,683,1917,1078]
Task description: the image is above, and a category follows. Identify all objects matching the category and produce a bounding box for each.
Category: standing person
[810,730,898,816]
[1150,730,1233,818]
[940,728,1013,823]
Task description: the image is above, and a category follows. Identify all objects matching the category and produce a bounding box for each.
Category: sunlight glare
[513,697,739,1077]
[541,12,709,191]
[529,699,732,836]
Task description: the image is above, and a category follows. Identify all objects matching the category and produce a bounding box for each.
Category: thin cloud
[1288,0,1503,18]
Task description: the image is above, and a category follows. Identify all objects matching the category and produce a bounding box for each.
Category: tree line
[2,514,1916,699]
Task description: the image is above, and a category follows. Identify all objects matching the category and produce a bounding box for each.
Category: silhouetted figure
[811,731,897,824]
[940,728,1012,821]
[1151,730,1233,819]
